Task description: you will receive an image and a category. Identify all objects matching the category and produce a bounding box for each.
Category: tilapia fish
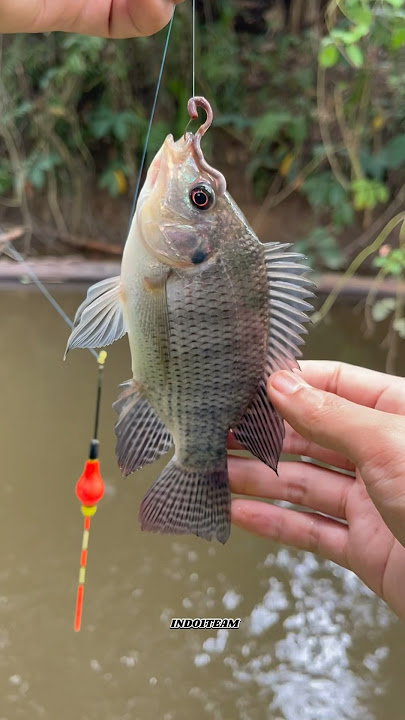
[66,96,313,544]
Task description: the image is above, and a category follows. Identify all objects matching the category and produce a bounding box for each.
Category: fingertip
[267,370,307,397]
[126,0,176,37]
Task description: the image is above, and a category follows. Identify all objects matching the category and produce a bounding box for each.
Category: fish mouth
[137,134,195,240]
[144,134,193,193]
[136,134,212,269]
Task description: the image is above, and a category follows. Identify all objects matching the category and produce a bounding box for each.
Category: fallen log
[0,258,403,300]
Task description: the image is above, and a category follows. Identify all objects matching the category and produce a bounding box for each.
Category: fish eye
[189,183,215,210]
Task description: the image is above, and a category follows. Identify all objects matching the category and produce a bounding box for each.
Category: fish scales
[65,97,313,543]
[164,242,267,468]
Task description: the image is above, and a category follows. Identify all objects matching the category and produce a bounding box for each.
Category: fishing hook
[187,96,227,196]
[187,96,213,140]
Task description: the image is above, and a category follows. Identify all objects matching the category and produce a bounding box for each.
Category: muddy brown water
[0,288,404,720]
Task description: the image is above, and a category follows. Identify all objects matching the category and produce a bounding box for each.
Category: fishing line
[1,12,177,352]
[0,14,179,631]
[128,9,176,230]
[92,356,105,442]
[1,238,98,360]
[183,0,197,137]
[192,0,196,97]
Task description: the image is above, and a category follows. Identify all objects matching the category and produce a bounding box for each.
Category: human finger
[267,371,405,467]
[283,423,355,472]
[229,457,352,520]
[231,498,349,568]
[111,0,181,38]
[298,360,405,414]
[1,0,182,38]
[267,370,405,543]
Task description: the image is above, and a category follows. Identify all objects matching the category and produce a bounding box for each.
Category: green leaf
[302,172,349,212]
[371,298,395,322]
[360,148,388,181]
[86,107,115,139]
[332,201,354,229]
[319,243,344,270]
[380,134,405,168]
[252,111,292,145]
[0,164,13,194]
[345,7,372,27]
[351,179,388,210]
[112,111,138,141]
[393,317,405,338]
[66,53,86,74]
[98,162,129,197]
[346,44,364,67]
[390,27,405,49]
[27,152,61,189]
[318,44,339,68]
[331,29,354,44]
[373,256,386,268]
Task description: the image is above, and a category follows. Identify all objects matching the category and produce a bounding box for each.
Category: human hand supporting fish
[230,360,405,619]
[0,0,183,37]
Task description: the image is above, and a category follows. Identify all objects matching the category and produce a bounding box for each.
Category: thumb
[267,370,405,470]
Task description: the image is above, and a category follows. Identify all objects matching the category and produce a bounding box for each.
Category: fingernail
[269,371,304,395]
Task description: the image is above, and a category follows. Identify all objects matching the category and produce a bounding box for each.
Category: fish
[65,96,313,544]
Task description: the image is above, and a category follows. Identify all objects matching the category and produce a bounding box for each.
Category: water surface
[0,289,404,720]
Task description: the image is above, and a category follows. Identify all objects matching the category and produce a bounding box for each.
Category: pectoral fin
[232,242,314,471]
[143,271,171,377]
[64,276,126,357]
[113,380,172,476]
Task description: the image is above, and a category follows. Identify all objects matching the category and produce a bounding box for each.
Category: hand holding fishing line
[0,0,183,37]
[230,360,405,619]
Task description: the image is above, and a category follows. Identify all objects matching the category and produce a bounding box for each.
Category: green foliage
[319,42,339,67]
[351,179,389,210]
[302,172,354,230]
[370,243,405,345]
[373,247,405,276]
[0,0,403,268]
[296,228,344,270]
[371,297,396,321]
[85,108,141,141]
[26,152,61,190]
[319,0,405,69]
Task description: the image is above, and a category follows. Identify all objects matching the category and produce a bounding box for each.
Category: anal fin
[113,380,172,476]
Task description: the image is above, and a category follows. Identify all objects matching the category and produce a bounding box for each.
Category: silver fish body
[122,193,267,465]
[66,101,313,543]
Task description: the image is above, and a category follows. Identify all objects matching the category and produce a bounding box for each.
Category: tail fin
[139,458,231,544]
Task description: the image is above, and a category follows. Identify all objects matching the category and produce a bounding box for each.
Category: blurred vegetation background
[0,0,404,281]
